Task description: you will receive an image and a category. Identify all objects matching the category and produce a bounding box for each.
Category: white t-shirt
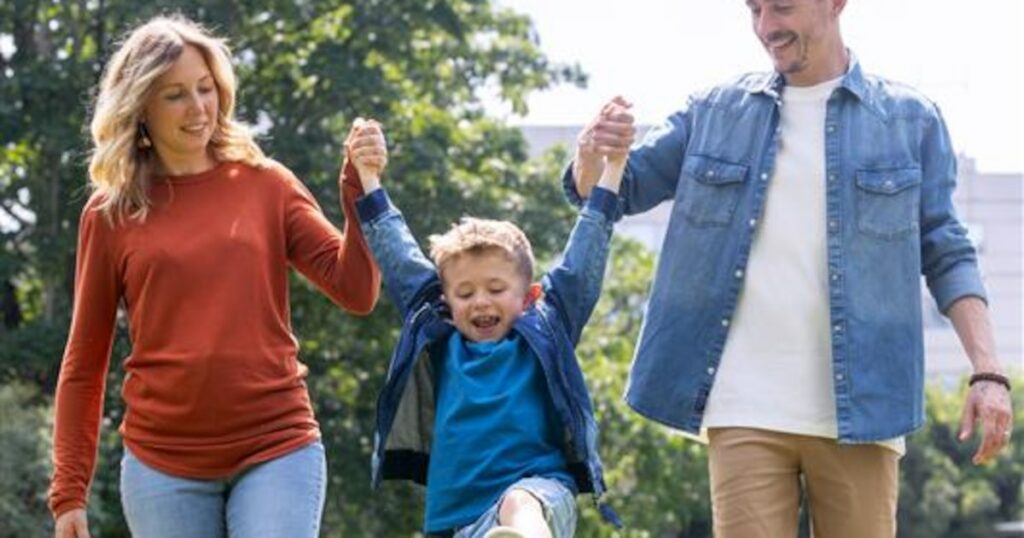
[701,75,903,454]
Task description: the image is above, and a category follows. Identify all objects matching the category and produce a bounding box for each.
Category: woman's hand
[55,508,90,538]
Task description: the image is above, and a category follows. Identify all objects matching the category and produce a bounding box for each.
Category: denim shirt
[356,187,622,527]
[563,55,986,443]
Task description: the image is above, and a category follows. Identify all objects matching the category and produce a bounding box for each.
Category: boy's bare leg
[495,489,552,538]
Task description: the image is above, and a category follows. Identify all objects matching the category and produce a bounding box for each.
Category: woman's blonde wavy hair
[89,15,265,222]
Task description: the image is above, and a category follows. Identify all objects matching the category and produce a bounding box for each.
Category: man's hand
[574,96,635,197]
[947,296,1014,464]
[344,118,387,192]
[959,377,1013,464]
[55,508,90,538]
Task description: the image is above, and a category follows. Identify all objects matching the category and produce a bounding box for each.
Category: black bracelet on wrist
[969,372,1012,392]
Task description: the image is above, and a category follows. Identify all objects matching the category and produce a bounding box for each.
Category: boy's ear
[523,283,543,308]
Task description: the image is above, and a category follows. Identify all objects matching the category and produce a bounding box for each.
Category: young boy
[346,116,629,538]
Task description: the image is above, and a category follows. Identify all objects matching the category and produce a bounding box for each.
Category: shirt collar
[747,50,888,120]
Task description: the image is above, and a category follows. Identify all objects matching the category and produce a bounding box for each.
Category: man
[565,0,1013,536]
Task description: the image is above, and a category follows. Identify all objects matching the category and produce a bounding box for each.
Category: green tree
[0,382,52,537]
[575,238,712,537]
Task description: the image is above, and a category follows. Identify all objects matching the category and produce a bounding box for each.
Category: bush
[0,382,53,538]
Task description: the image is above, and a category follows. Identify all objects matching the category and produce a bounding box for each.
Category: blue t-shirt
[424,331,574,533]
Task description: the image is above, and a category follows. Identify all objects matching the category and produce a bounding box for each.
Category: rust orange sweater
[49,160,380,517]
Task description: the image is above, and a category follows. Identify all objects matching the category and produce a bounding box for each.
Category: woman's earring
[137,122,152,149]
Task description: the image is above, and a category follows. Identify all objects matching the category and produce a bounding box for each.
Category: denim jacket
[356,187,622,526]
[564,55,986,443]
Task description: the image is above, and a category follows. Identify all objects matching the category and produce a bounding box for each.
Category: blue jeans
[120,441,326,538]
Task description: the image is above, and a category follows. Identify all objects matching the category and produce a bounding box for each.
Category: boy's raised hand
[574,96,635,197]
[345,117,387,193]
[595,101,633,194]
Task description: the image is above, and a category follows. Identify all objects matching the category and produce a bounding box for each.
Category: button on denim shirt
[564,56,986,443]
[356,188,622,527]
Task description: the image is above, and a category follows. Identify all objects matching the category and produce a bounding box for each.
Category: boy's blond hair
[429,217,535,284]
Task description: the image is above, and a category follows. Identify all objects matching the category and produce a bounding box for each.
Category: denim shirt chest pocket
[854,167,921,239]
[678,154,750,227]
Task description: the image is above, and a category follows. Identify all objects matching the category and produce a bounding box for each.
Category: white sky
[493,0,1024,173]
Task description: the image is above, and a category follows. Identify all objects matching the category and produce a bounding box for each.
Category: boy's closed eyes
[441,249,541,343]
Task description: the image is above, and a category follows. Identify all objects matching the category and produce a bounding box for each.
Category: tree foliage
[0,382,51,537]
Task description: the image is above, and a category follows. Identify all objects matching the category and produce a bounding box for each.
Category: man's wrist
[971,358,1004,376]
[572,159,589,185]
[573,155,603,195]
[969,371,1011,392]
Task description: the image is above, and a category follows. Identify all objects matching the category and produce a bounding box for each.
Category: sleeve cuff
[562,162,586,208]
[932,262,988,313]
[340,159,365,192]
[355,188,392,223]
[51,499,86,519]
[585,187,623,222]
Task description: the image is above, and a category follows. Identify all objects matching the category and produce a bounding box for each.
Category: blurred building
[520,125,1023,382]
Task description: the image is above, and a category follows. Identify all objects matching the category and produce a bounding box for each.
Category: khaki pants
[707,428,899,538]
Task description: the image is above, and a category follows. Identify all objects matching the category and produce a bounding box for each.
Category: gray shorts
[453,476,577,538]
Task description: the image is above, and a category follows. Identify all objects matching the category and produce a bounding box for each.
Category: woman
[50,15,380,538]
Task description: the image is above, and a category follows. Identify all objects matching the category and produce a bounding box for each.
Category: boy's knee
[498,489,543,522]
